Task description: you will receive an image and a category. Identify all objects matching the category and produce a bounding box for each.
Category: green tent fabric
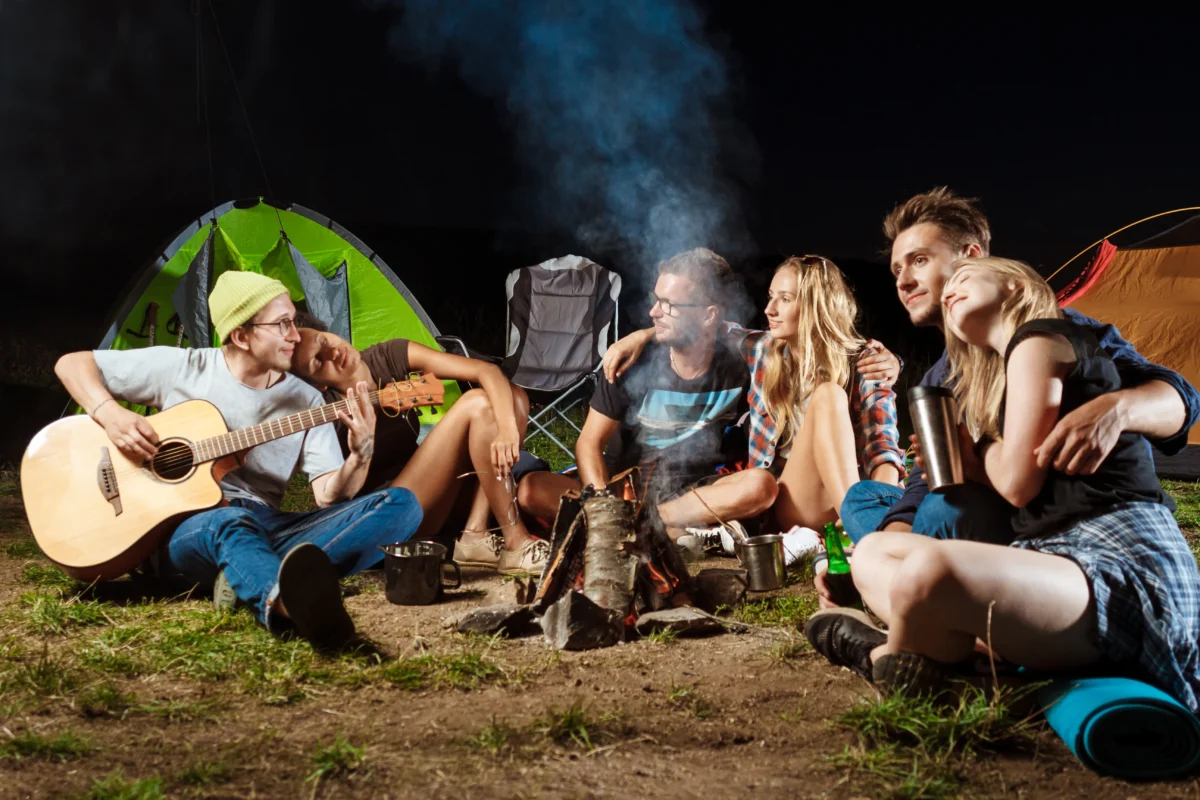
[90,197,462,424]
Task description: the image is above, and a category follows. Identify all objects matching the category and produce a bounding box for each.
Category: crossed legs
[851,532,1102,671]
[389,386,536,552]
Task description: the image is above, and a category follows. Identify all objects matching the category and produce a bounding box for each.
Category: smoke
[378,0,759,278]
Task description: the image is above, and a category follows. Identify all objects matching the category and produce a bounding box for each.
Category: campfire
[456,469,749,650]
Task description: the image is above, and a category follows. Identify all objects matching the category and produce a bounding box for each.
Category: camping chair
[440,255,621,461]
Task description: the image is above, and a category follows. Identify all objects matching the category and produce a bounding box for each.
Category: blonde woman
[602,255,906,535]
[805,257,1200,709]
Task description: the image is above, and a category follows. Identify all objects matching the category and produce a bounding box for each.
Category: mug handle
[441,560,462,590]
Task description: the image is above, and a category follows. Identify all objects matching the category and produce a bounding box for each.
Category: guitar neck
[191,389,390,464]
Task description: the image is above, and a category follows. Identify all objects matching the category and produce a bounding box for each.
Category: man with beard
[519,248,777,549]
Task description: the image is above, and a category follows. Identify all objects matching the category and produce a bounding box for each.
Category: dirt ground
[2,480,1199,799]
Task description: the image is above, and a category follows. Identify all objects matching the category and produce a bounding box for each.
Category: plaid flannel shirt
[726,325,907,478]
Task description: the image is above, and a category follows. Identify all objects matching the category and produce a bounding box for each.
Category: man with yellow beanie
[54,271,423,649]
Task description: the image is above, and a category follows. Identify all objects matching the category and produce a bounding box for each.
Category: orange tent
[1056,211,1200,476]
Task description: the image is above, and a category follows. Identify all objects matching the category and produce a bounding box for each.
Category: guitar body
[21,400,231,582]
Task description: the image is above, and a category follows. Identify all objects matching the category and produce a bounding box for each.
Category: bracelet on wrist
[90,398,114,419]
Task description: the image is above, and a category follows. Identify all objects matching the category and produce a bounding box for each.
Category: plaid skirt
[1012,502,1200,713]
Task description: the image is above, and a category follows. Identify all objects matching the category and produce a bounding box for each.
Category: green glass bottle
[823,522,861,607]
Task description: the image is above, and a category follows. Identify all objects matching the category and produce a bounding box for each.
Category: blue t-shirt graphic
[590,341,749,495]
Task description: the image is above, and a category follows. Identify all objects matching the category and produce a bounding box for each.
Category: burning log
[580,495,638,613]
[463,469,711,651]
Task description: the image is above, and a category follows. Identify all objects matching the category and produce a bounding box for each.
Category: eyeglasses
[246,317,297,337]
[648,292,707,317]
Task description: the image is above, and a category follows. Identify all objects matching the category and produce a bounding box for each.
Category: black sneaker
[803,608,887,680]
[277,544,355,651]
[872,652,954,698]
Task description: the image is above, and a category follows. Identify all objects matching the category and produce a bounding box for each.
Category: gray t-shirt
[93,347,344,507]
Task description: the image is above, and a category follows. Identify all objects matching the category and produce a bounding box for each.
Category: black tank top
[1001,318,1173,537]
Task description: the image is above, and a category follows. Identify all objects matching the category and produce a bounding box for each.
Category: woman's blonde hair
[762,256,865,447]
[944,257,1062,440]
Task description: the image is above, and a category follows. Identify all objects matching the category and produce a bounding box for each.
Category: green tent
[90,197,462,424]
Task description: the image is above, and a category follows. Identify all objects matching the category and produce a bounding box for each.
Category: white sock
[781,526,820,567]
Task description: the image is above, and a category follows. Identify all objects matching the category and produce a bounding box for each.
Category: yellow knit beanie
[208,271,291,344]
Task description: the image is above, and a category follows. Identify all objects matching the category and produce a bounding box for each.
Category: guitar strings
[140,381,441,471]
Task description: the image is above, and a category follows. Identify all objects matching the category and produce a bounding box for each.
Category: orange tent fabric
[1064,241,1200,444]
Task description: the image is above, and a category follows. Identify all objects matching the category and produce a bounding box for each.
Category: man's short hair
[294,310,329,332]
[882,187,992,256]
[656,247,732,305]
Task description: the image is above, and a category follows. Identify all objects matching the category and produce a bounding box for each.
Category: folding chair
[497,255,622,460]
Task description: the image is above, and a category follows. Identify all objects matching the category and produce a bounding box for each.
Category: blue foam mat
[1037,677,1200,780]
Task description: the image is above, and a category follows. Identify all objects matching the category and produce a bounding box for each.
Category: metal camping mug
[379,541,462,606]
[907,385,964,493]
[738,534,786,592]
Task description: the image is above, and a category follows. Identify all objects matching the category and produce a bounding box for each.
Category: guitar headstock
[377,373,447,412]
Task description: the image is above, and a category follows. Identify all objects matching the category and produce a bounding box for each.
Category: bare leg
[852,533,1102,670]
[459,386,530,545]
[391,389,537,549]
[657,468,777,534]
[774,382,860,531]
[517,472,580,531]
[462,480,491,535]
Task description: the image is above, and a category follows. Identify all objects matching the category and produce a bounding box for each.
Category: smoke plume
[378,0,759,277]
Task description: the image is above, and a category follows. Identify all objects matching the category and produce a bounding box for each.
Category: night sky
[2,1,1196,368]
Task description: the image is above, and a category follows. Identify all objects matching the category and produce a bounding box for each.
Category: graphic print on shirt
[635,387,743,450]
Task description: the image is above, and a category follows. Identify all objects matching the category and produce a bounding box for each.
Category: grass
[380,648,504,692]
[462,699,633,759]
[177,760,234,787]
[0,729,93,762]
[827,743,962,800]
[667,682,715,719]
[21,593,115,635]
[531,699,631,751]
[0,468,19,497]
[732,593,818,628]
[1,643,81,698]
[307,734,368,784]
[1163,480,1200,564]
[643,626,679,645]
[0,585,508,711]
[75,682,135,717]
[523,404,586,473]
[21,562,81,593]
[76,772,165,800]
[829,683,1043,798]
[466,716,515,756]
[768,635,810,664]
[1164,479,1200,529]
[3,538,43,559]
[130,697,224,723]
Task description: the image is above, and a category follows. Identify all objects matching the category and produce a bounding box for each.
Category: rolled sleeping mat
[1038,677,1200,780]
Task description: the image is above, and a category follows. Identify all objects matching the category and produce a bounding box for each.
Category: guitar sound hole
[151,440,195,482]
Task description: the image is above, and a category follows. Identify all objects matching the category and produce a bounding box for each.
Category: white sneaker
[781,525,821,567]
[683,520,748,556]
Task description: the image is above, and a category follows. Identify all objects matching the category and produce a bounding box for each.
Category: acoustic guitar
[21,374,445,582]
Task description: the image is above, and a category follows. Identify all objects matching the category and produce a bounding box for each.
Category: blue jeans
[839,480,1016,545]
[161,487,423,628]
